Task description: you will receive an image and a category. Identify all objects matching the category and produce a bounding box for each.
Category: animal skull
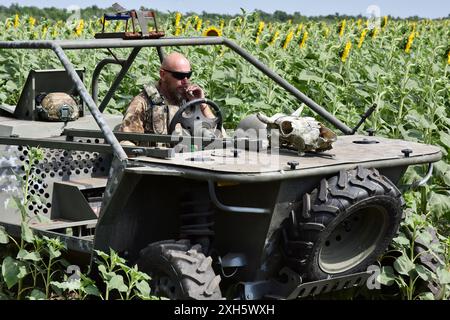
[257,112,337,153]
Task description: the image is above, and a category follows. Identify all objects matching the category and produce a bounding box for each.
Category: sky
[2,0,450,18]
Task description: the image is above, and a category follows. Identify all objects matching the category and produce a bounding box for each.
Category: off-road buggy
[0,32,441,300]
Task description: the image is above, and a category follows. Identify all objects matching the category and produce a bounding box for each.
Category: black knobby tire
[283,166,405,281]
[137,239,222,300]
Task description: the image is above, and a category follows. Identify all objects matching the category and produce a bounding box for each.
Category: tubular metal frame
[0,37,354,163]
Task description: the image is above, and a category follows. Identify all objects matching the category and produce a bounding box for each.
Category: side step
[284,271,371,299]
[239,269,372,300]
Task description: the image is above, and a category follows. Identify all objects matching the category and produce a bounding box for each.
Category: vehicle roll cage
[0,37,354,162]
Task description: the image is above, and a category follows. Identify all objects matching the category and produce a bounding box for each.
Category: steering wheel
[168,98,223,136]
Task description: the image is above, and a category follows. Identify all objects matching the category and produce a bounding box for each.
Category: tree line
[0,3,448,22]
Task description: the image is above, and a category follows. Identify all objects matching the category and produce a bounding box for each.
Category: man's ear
[159,68,165,80]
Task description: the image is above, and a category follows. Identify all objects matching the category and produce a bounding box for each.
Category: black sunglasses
[162,68,192,80]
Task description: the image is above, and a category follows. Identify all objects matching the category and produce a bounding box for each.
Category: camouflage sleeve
[119,93,148,146]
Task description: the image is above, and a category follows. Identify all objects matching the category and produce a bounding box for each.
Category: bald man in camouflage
[119,52,216,146]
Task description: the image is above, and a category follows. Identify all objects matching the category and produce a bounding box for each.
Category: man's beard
[168,86,186,105]
[174,91,185,105]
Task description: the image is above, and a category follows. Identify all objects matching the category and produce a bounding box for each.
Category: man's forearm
[201,103,216,118]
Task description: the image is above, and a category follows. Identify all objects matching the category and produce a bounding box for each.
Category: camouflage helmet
[35,92,80,122]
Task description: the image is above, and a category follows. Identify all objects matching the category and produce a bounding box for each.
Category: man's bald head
[161,52,191,72]
[158,52,192,105]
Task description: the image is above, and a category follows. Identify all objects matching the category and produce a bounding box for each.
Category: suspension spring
[179,198,215,238]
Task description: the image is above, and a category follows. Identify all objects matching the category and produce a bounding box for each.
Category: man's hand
[184,84,215,119]
[185,84,205,101]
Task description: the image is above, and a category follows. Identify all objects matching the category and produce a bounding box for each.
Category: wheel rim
[318,205,388,274]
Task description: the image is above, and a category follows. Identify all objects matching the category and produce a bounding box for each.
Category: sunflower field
[0,10,449,299]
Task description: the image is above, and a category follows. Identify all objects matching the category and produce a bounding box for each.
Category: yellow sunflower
[405,31,415,53]
[202,26,222,37]
[14,14,20,28]
[341,40,352,62]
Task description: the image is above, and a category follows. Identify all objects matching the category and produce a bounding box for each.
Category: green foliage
[0,227,157,300]
[9,147,45,224]
[0,147,157,300]
[0,227,8,244]
[94,249,155,300]
[378,211,450,300]
[2,256,27,289]
[50,248,157,300]
[51,271,102,300]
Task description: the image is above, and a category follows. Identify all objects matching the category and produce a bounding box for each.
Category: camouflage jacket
[119,83,181,146]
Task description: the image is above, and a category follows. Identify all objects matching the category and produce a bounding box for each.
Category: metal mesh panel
[17,138,109,216]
